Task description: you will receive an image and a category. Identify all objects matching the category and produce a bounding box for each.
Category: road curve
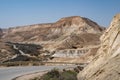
[0,65,75,80]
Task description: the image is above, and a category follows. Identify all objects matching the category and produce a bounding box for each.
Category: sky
[0,0,120,28]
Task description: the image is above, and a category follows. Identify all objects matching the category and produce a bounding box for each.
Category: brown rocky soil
[0,42,14,62]
[77,14,120,80]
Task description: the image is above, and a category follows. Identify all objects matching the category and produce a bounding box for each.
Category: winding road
[0,65,76,80]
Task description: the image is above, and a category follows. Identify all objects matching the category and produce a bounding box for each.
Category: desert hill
[2,16,105,50]
[0,16,105,64]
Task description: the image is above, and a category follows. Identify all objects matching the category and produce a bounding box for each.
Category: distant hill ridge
[2,16,105,42]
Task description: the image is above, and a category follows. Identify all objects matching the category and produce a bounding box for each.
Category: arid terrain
[0,14,120,80]
[77,14,120,80]
[0,16,105,65]
[0,0,119,80]
[12,14,120,80]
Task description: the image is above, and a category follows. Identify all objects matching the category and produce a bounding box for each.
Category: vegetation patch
[31,68,77,80]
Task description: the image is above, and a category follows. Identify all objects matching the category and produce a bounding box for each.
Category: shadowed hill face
[77,14,120,80]
[0,28,3,38]
[1,16,104,50]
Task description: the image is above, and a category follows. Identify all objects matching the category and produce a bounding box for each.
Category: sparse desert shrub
[59,70,77,80]
[39,68,77,80]
[41,68,60,80]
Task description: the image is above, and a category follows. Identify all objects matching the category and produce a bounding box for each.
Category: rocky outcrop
[77,14,120,80]
[49,46,100,63]
[52,49,89,58]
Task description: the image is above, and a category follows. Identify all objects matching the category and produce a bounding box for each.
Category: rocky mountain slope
[77,14,120,80]
[0,16,105,63]
[2,16,104,50]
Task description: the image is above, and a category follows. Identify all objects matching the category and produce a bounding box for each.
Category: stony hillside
[0,16,105,64]
[1,16,104,50]
[0,42,14,62]
[77,14,120,80]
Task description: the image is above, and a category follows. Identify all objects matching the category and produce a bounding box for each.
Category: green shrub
[41,68,59,80]
[59,70,77,80]
[40,69,77,80]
